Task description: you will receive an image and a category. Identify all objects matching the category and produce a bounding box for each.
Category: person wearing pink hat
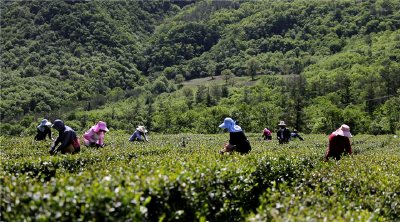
[83,121,109,148]
[324,124,353,162]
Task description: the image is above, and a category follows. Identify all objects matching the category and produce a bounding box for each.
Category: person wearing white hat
[129,126,149,142]
[34,119,54,141]
[324,124,353,162]
[219,117,251,154]
[83,121,109,148]
[276,121,291,144]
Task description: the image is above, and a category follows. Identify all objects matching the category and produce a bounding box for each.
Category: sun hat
[334,124,352,138]
[293,129,298,133]
[137,126,148,133]
[94,121,109,132]
[219,117,242,133]
[41,119,52,126]
[278,121,286,126]
[37,119,52,132]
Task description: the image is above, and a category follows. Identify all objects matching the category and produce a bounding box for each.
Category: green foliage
[1,1,400,135]
[247,137,400,221]
[1,134,398,221]
[246,58,260,81]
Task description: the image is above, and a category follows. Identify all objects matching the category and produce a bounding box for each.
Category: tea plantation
[1,133,399,221]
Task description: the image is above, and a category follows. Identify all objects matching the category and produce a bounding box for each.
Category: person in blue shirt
[129,126,149,142]
[290,129,304,141]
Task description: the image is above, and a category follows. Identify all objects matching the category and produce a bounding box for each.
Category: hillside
[1,0,400,136]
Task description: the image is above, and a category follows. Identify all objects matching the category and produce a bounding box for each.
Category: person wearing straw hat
[324,124,353,162]
[129,126,149,142]
[49,119,81,155]
[34,119,54,141]
[262,128,272,140]
[219,117,251,154]
[276,121,291,144]
[83,121,109,148]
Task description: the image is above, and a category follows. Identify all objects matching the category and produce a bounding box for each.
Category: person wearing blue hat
[34,119,54,141]
[219,117,251,154]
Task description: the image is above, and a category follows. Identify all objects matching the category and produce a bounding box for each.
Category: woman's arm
[84,130,96,143]
[97,132,104,146]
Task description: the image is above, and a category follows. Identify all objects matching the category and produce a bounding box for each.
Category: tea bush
[247,137,400,221]
[1,133,398,221]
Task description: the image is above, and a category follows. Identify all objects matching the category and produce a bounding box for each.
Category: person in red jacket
[324,124,353,162]
[262,128,272,140]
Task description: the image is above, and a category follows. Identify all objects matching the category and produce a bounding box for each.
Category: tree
[246,58,260,81]
[206,63,216,80]
[19,116,34,128]
[152,80,167,94]
[182,86,194,108]
[175,74,185,86]
[195,85,207,104]
[383,96,400,133]
[228,77,237,87]
[221,69,234,84]
[221,86,229,98]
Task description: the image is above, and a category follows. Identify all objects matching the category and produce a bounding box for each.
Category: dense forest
[1,0,400,136]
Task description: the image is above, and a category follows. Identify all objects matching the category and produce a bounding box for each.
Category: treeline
[1,0,180,121]
[1,0,400,136]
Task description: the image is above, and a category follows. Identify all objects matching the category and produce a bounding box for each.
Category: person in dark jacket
[324,124,353,162]
[290,129,304,141]
[277,121,291,144]
[129,126,149,142]
[49,119,81,155]
[34,119,54,141]
[219,117,251,154]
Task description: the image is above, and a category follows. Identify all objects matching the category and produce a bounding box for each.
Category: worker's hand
[49,149,57,155]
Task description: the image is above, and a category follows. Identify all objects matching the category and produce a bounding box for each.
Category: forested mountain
[1,0,400,136]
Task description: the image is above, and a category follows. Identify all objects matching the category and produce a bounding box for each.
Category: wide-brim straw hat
[335,124,352,138]
[137,126,148,133]
[278,121,286,126]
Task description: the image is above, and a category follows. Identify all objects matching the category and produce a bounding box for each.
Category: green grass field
[1,133,399,221]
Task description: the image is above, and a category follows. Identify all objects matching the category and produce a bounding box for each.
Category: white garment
[92,132,101,141]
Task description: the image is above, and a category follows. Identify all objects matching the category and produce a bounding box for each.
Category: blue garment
[290,132,304,141]
[219,118,242,133]
[51,120,79,152]
[129,130,148,142]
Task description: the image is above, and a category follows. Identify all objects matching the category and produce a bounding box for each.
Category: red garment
[324,133,352,162]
